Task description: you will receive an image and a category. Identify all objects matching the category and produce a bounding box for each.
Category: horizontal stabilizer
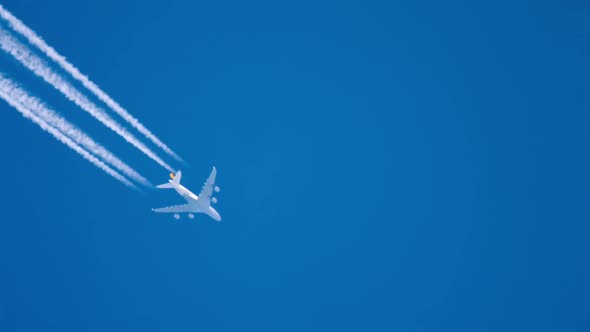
[156,170,182,189]
[171,170,181,184]
[156,171,182,189]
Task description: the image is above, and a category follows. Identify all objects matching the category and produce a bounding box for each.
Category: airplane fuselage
[166,181,221,221]
[172,183,199,202]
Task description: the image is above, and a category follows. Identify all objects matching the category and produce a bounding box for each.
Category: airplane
[152,167,222,221]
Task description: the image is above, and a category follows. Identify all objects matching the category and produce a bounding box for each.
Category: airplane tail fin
[156,171,182,189]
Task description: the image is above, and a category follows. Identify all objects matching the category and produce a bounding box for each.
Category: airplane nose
[210,207,222,222]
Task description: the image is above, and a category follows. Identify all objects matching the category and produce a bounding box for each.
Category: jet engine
[214,186,221,193]
[211,197,218,204]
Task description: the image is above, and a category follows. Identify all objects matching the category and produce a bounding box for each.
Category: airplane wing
[198,167,217,205]
[152,204,194,213]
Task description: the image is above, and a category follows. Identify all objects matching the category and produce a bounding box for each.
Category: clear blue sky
[0,0,589,331]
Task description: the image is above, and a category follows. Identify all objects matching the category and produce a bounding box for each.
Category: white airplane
[152,167,222,221]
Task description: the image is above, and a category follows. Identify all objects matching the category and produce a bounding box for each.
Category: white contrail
[0,4,183,162]
[0,73,152,188]
[0,27,174,172]
[0,85,137,190]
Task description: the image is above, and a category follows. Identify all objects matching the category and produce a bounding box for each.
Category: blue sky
[0,0,589,331]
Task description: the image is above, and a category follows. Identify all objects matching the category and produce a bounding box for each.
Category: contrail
[0,84,137,190]
[0,4,183,162]
[0,73,152,188]
[0,27,174,172]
